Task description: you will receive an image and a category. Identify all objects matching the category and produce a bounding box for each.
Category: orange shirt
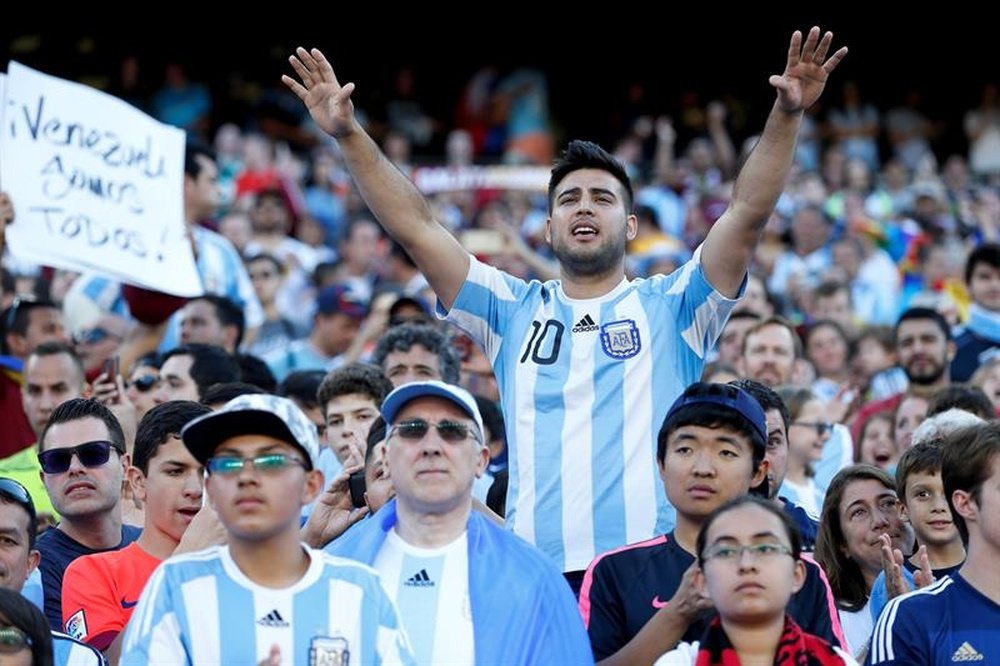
[62,542,161,650]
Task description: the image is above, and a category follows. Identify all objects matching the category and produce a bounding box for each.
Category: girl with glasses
[654,496,856,664]
[0,588,52,666]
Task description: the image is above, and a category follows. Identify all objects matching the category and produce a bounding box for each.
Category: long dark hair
[815,464,896,611]
[0,588,53,666]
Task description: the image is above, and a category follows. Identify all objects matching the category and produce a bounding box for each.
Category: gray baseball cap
[181,394,320,469]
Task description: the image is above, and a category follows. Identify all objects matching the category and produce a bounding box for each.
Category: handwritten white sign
[1,61,203,296]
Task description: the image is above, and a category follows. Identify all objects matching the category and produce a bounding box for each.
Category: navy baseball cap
[663,382,768,450]
[315,283,368,320]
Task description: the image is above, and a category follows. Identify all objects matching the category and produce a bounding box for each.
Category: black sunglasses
[129,375,160,393]
[38,440,124,475]
[73,327,122,346]
[390,419,479,443]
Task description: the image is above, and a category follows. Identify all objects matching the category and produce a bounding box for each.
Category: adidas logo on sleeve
[403,569,434,587]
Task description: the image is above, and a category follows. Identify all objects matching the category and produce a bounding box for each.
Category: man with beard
[852,308,956,443]
[283,27,848,585]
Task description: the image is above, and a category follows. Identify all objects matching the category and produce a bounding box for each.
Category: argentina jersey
[120,545,413,665]
[444,245,741,571]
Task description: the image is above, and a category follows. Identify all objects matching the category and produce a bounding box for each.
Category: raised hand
[282,47,358,139]
[769,26,848,113]
[301,467,370,549]
[879,532,911,599]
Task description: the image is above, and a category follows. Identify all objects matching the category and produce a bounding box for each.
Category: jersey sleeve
[792,555,846,649]
[866,597,927,665]
[578,556,630,660]
[657,244,744,359]
[119,566,188,666]
[441,256,532,363]
[61,555,124,650]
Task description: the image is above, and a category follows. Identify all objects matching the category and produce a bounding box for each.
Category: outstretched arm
[701,27,847,297]
[283,48,470,309]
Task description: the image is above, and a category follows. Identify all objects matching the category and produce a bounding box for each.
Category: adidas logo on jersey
[572,314,598,333]
[257,610,289,627]
[404,569,434,587]
[952,641,984,661]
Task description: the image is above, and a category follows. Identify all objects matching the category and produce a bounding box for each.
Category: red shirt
[62,542,162,650]
[0,368,34,458]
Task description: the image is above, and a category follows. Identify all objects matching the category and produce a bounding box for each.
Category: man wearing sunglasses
[327,380,592,665]
[61,401,212,664]
[0,476,106,665]
[35,399,139,631]
[72,314,127,383]
[120,393,414,665]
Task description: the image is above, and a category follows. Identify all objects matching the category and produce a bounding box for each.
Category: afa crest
[600,319,641,359]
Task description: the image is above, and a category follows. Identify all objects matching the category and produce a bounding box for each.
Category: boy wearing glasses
[35,398,139,631]
[60,401,212,662]
[327,380,592,664]
[120,393,414,665]
[580,383,842,664]
[0,476,105,665]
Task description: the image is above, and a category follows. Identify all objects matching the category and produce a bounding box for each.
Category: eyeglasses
[0,478,33,513]
[0,626,32,653]
[73,327,122,346]
[249,270,278,281]
[206,453,308,476]
[389,419,479,443]
[704,542,794,563]
[792,421,834,436]
[128,375,160,393]
[38,440,124,475]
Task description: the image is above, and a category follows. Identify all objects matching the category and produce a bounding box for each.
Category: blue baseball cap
[315,283,368,320]
[663,382,768,452]
[381,380,484,439]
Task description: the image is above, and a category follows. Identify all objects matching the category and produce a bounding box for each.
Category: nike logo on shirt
[120,597,138,609]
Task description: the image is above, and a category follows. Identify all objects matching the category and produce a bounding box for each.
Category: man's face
[740,324,796,387]
[22,352,85,437]
[155,354,200,403]
[205,435,321,542]
[895,319,951,386]
[717,317,759,367]
[252,194,291,235]
[383,344,442,387]
[813,291,854,337]
[545,169,635,279]
[132,436,204,545]
[41,417,127,521]
[0,500,39,592]
[74,316,126,373]
[384,397,488,514]
[969,262,1000,312]
[323,393,379,464]
[8,307,68,359]
[363,441,395,514]
[762,409,789,498]
[315,313,361,357]
[248,258,282,305]
[180,300,227,348]
[185,155,220,221]
[659,424,765,523]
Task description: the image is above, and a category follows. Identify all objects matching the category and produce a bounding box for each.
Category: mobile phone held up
[348,471,367,509]
[103,355,120,380]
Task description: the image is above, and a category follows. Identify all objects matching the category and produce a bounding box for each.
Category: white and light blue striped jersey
[52,631,106,665]
[120,545,414,666]
[443,246,741,571]
[373,530,474,665]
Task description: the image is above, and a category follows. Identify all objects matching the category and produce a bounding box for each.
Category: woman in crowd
[655,496,856,665]
[0,588,52,666]
[815,465,910,659]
